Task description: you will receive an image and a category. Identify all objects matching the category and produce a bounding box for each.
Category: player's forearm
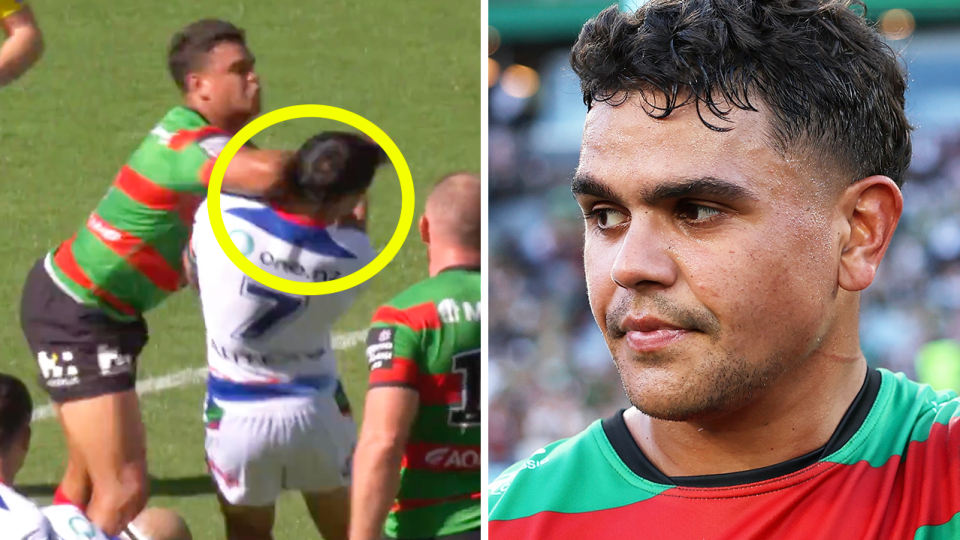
[220,149,295,197]
[349,437,405,540]
[0,18,43,86]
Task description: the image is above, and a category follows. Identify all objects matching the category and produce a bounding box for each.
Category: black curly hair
[571,0,913,186]
[288,132,387,204]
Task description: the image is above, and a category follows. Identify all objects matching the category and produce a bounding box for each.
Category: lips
[621,315,691,353]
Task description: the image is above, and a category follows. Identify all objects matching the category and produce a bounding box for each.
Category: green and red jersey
[45,106,232,320]
[365,266,481,539]
[489,368,960,539]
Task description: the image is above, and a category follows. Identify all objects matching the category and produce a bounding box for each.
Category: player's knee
[92,464,149,532]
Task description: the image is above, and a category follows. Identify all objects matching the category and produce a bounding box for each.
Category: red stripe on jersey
[372,303,442,332]
[168,126,228,151]
[113,166,181,210]
[369,357,419,387]
[391,492,480,512]
[199,158,215,186]
[401,441,481,471]
[491,417,960,540]
[53,237,138,316]
[418,372,463,406]
[85,214,182,292]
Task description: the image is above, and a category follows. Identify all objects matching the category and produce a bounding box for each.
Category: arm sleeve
[171,133,232,193]
[366,307,421,389]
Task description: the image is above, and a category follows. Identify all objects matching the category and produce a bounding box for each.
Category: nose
[247,70,260,87]
[610,217,678,290]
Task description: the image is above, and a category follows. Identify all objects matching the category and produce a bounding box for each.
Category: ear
[837,175,903,292]
[419,214,430,245]
[185,72,206,99]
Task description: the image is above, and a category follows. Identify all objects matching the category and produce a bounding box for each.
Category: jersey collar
[602,368,882,488]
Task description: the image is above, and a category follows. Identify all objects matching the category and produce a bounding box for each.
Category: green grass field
[0,0,479,537]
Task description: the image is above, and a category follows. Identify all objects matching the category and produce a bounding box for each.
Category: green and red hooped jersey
[365,267,481,539]
[45,106,232,320]
[489,368,960,540]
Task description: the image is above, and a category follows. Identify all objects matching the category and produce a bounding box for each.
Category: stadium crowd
[489,122,960,477]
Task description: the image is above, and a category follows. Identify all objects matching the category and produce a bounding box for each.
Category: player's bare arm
[336,193,369,232]
[0,3,43,87]
[349,386,419,540]
[221,148,296,197]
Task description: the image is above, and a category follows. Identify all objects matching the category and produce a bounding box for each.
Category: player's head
[286,131,387,220]
[0,373,32,484]
[570,0,911,421]
[123,507,192,540]
[168,19,260,130]
[420,172,481,253]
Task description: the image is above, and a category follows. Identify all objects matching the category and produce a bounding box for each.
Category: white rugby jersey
[0,484,54,540]
[192,195,374,402]
[41,505,113,540]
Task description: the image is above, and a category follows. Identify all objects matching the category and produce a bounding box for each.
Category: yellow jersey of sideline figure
[0,0,25,19]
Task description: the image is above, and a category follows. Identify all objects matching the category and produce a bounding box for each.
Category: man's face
[574,94,847,422]
[195,41,261,124]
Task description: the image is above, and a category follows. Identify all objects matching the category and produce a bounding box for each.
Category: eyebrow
[571,173,758,206]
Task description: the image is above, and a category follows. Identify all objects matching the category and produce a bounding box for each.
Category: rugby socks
[52,485,88,512]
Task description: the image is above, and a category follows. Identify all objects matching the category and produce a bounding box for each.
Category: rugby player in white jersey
[0,372,191,540]
[188,131,386,540]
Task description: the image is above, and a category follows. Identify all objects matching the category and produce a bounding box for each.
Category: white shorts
[204,395,357,507]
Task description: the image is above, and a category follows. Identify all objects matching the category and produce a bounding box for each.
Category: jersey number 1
[449,349,481,428]
[232,277,308,340]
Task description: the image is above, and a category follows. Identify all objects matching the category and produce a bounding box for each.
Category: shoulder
[489,419,612,520]
[0,486,52,538]
[328,226,373,261]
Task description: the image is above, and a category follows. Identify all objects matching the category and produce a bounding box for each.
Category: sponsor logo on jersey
[424,447,481,470]
[229,229,255,257]
[210,338,326,366]
[68,516,97,538]
[37,351,80,388]
[96,345,133,377]
[438,299,482,324]
[198,135,231,158]
[258,251,344,282]
[365,328,395,370]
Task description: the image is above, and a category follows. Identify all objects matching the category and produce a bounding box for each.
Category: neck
[0,459,15,486]
[627,311,868,477]
[427,245,480,277]
[183,97,245,133]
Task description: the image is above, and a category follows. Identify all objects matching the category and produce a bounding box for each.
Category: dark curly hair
[0,374,31,453]
[571,0,913,186]
[288,132,387,204]
[168,19,247,92]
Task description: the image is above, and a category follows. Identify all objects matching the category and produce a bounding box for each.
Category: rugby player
[0,372,192,540]
[0,0,43,87]
[189,131,387,540]
[351,173,481,540]
[488,1,960,538]
[19,18,301,536]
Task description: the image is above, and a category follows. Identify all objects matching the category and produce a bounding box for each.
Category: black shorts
[20,257,149,403]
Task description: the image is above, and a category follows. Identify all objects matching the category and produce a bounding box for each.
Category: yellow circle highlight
[206,104,414,295]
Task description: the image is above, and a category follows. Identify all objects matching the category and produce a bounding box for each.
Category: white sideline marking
[31,330,368,421]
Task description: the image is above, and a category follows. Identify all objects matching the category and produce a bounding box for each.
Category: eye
[586,208,629,230]
[676,202,722,222]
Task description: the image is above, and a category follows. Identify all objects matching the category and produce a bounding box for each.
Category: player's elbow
[1,22,43,82]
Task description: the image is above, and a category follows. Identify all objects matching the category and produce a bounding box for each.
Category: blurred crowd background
[488,0,960,479]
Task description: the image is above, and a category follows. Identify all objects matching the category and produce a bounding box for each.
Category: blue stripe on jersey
[207,375,337,401]
[0,492,7,510]
[225,207,358,259]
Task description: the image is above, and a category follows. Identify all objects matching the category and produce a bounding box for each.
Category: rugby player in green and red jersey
[489,1,960,539]
[351,173,481,540]
[19,19,297,537]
